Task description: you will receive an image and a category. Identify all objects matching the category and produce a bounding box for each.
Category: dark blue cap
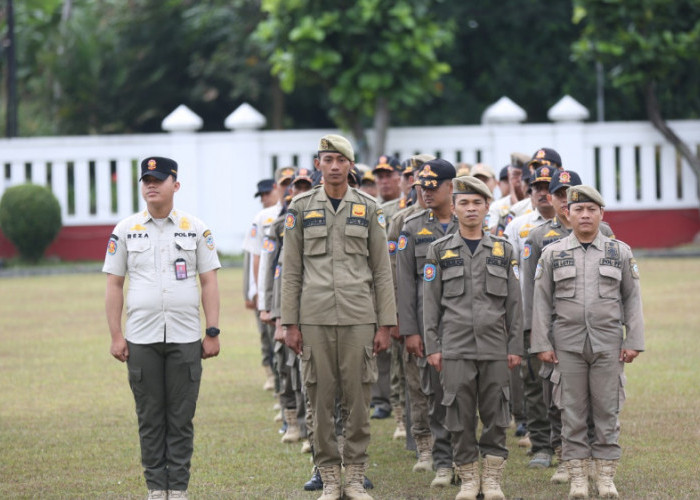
[254,179,275,197]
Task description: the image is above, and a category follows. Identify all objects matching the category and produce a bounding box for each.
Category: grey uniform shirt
[422,233,524,360]
[102,208,221,344]
[530,231,644,354]
[396,209,459,338]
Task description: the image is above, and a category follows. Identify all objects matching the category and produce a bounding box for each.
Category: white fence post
[548,95,592,182]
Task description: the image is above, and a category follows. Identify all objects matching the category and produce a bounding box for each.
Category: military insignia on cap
[571,191,579,202]
[417,228,433,236]
[420,165,438,178]
[107,238,117,255]
[179,217,191,230]
[559,171,571,184]
[492,241,505,257]
[388,240,398,255]
[377,213,386,228]
[441,249,459,260]
[398,234,408,251]
[320,138,331,150]
[541,167,550,177]
[536,150,546,159]
[423,263,437,282]
[511,260,520,280]
[352,203,366,217]
[523,244,531,260]
[285,213,296,230]
[147,159,157,170]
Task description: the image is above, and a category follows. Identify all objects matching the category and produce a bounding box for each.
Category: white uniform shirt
[487,196,511,230]
[503,209,547,266]
[102,208,221,344]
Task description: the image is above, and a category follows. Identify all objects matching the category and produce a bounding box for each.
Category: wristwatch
[205,327,221,337]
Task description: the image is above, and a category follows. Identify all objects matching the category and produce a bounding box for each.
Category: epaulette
[353,187,379,207]
[489,233,512,248]
[431,233,455,247]
[404,208,430,224]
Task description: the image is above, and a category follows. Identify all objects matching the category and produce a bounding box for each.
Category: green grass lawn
[1,259,699,499]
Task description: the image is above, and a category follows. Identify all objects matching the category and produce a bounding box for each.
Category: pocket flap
[441,266,464,281]
[553,265,576,281]
[539,362,553,380]
[345,223,368,238]
[189,363,202,382]
[364,345,374,358]
[599,266,622,280]
[128,366,142,382]
[487,264,508,279]
[126,238,150,252]
[301,346,312,362]
[619,372,627,387]
[441,391,457,406]
[304,225,327,238]
[501,385,510,401]
[175,237,197,251]
[550,368,561,385]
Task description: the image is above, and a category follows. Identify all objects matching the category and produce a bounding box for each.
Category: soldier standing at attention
[397,159,458,487]
[531,185,644,499]
[282,135,396,500]
[104,157,221,500]
[422,176,523,500]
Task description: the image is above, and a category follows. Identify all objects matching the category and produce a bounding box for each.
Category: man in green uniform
[397,159,459,487]
[423,176,523,500]
[531,185,644,499]
[282,135,396,500]
[104,157,221,500]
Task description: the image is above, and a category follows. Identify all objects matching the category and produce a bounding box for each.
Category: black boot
[303,467,323,491]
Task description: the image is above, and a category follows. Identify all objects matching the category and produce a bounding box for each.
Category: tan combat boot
[167,491,188,499]
[343,463,373,500]
[587,457,597,481]
[551,446,569,483]
[595,459,619,498]
[454,461,480,500]
[392,405,407,440]
[566,459,589,499]
[430,467,454,488]
[263,365,275,391]
[147,491,167,500]
[281,408,301,443]
[317,465,342,500]
[481,455,506,500]
[412,434,434,472]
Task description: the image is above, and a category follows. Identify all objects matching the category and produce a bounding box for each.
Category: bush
[0,184,62,262]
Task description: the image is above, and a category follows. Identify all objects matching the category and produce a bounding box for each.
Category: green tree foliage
[254,0,454,160]
[0,184,62,262]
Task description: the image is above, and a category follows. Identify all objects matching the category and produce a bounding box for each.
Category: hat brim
[254,189,273,197]
[140,171,172,181]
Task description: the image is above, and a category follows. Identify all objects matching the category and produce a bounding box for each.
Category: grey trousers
[256,313,274,368]
[404,351,431,440]
[301,324,376,467]
[371,348,392,412]
[127,341,202,491]
[441,359,510,466]
[523,331,552,455]
[556,337,624,461]
[422,362,453,469]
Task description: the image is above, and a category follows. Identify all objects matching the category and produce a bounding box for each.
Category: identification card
[175,258,187,280]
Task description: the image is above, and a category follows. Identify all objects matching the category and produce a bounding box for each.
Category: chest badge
[492,241,505,257]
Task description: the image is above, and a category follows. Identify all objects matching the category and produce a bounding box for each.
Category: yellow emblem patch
[544,229,560,238]
[179,217,191,230]
[304,210,324,219]
[492,241,505,257]
[352,204,366,217]
[417,228,433,236]
[440,249,459,260]
[519,224,533,238]
[130,224,146,231]
[264,217,274,225]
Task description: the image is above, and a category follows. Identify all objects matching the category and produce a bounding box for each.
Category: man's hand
[427,352,442,372]
[620,349,639,363]
[285,324,303,355]
[389,325,401,340]
[110,336,129,362]
[405,334,424,357]
[244,295,257,310]
[507,354,522,370]
[273,320,285,342]
[260,310,274,325]
[373,326,391,354]
[202,335,220,359]
[537,350,558,364]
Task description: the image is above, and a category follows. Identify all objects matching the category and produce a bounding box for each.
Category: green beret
[318,134,355,162]
[567,185,605,207]
[452,175,492,200]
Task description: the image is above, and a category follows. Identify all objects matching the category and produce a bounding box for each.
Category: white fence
[1,99,699,254]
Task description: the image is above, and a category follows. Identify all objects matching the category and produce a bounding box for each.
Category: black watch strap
[205,327,221,337]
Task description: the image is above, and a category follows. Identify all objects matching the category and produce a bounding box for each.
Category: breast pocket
[599,266,622,299]
[441,265,464,297]
[485,264,508,297]
[344,223,368,256]
[303,225,328,256]
[553,265,576,298]
[126,237,153,270]
[173,237,197,272]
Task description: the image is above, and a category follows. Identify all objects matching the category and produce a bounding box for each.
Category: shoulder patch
[630,258,640,279]
[535,258,543,280]
[398,234,408,251]
[284,213,296,230]
[388,240,398,255]
[523,243,531,260]
[107,236,118,255]
[377,212,386,228]
[423,263,437,282]
[511,259,520,280]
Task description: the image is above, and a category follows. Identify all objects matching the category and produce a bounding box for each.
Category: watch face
[206,327,220,337]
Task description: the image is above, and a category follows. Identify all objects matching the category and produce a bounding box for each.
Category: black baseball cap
[549,170,582,194]
[416,159,456,189]
[140,156,178,181]
[254,179,275,197]
[499,165,509,181]
[372,155,401,174]
[527,147,562,169]
[530,165,555,186]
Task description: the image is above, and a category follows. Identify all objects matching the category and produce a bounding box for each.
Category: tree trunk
[349,114,369,165]
[370,96,390,162]
[644,82,700,205]
[270,79,284,130]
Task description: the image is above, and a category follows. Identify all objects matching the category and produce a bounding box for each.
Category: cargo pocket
[362,345,378,384]
[303,226,328,256]
[189,363,202,382]
[553,266,576,298]
[345,223,369,255]
[550,368,562,410]
[127,365,143,397]
[496,386,511,428]
[126,237,153,270]
[301,347,317,386]
[485,265,508,297]
[442,391,463,432]
[599,266,622,299]
[617,372,627,412]
[441,266,464,297]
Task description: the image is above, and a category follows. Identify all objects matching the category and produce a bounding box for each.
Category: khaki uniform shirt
[387,203,422,299]
[102,208,221,344]
[381,197,406,228]
[422,233,524,359]
[396,209,459,338]
[521,218,614,331]
[530,232,645,354]
[262,215,285,319]
[281,185,396,326]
